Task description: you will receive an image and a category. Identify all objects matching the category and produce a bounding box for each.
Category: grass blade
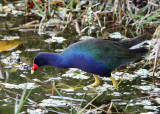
[15,83,33,114]
[32,0,44,16]
[15,83,28,114]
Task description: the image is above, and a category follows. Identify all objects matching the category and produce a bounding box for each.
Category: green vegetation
[14,83,32,114]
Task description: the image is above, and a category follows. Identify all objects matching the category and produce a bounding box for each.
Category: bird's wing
[85,39,137,70]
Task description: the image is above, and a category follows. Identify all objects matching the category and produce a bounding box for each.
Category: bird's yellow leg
[110,76,118,87]
[88,74,100,87]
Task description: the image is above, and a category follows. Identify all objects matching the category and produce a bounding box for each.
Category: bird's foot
[88,82,100,87]
[110,76,118,88]
[88,74,100,87]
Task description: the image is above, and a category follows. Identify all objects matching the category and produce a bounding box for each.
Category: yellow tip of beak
[31,70,34,74]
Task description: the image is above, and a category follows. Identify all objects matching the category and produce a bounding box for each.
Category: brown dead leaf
[0,40,22,52]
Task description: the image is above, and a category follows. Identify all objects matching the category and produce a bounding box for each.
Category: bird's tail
[131,47,149,57]
[120,34,148,48]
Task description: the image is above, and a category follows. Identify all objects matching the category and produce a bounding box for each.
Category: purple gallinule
[31,34,148,87]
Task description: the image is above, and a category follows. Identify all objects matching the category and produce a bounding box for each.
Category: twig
[74,19,81,34]
[89,103,109,113]
[57,21,71,35]
[3,0,9,4]
[9,26,27,30]
[94,13,102,28]
[148,1,160,8]
[0,70,9,91]
[152,37,160,86]
[24,21,37,26]
[107,102,113,113]
[0,78,8,91]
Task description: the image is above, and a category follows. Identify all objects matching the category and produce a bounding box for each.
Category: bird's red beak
[31,62,38,74]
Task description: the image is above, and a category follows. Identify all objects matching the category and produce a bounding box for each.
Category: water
[0,16,159,114]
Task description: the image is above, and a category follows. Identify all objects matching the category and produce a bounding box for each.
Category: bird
[31,34,148,87]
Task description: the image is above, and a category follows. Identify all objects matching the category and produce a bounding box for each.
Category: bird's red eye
[34,60,38,64]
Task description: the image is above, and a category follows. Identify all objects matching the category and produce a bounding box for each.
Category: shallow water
[0,16,160,114]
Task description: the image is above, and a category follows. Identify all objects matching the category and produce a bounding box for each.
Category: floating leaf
[0,40,22,52]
